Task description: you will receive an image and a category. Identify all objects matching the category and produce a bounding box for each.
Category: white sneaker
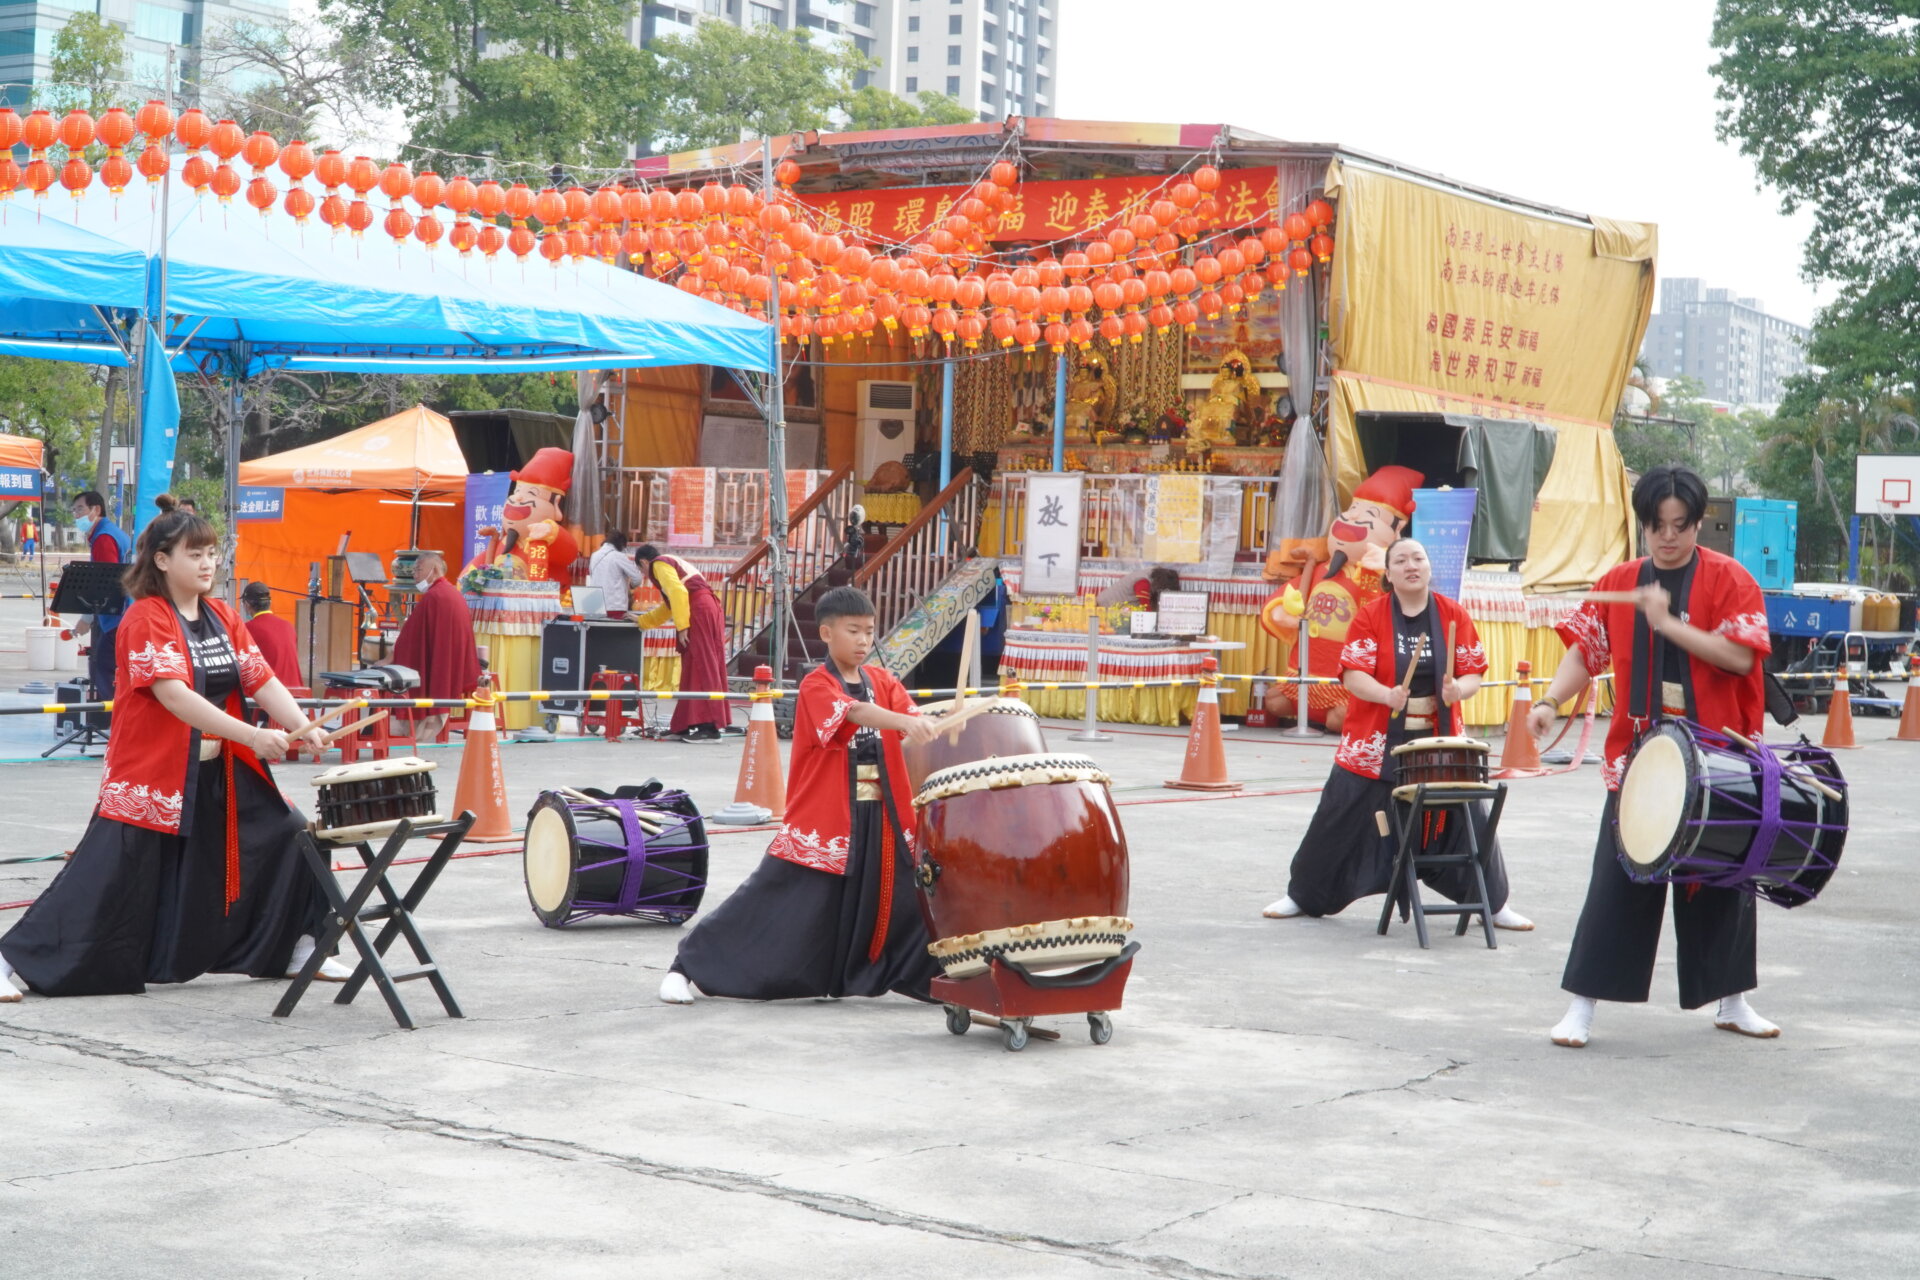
[1550,996,1596,1048]
[659,972,697,1004]
[286,936,356,983]
[1713,992,1781,1039]
[1261,896,1305,919]
[1492,906,1535,931]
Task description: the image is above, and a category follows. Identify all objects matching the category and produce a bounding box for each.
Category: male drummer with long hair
[1263,537,1533,928]
[1533,464,1776,1048]
[658,586,939,1005]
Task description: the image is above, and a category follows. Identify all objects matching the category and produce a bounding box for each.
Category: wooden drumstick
[1391,636,1426,718]
[935,695,1001,742]
[1445,621,1457,701]
[953,609,981,714]
[1718,726,1843,803]
[1573,591,1647,605]
[311,698,367,730]
[318,709,387,746]
[1374,810,1391,837]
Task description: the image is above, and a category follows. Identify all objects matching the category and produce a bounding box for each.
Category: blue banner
[1764,593,1849,638]
[234,486,284,522]
[131,326,181,532]
[463,472,513,567]
[0,464,41,499]
[1411,487,1478,600]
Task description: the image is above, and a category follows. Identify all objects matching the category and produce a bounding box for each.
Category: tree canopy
[649,21,870,151]
[43,12,126,113]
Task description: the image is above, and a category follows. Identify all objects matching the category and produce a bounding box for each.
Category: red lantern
[1265,260,1289,289]
[20,108,53,153]
[1306,198,1333,228]
[1127,212,1158,242]
[1220,281,1246,312]
[697,181,724,216]
[505,183,538,223]
[928,272,957,304]
[1217,247,1245,276]
[774,158,801,186]
[1237,235,1265,267]
[1172,299,1199,329]
[1067,317,1094,348]
[759,201,791,234]
[1260,226,1288,256]
[1065,283,1094,314]
[1169,265,1198,295]
[990,312,1017,347]
[479,223,506,257]
[1243,272,1266,300]
[1193,256,1222,285]
[1122,311,1147,343]
[1193,164,1220,193]
[208,118,244,160]
[1143,268,1172,299]
[1148,198,1177,228]
[1085,239,1114,267]
[476,179,507,219]
[209,163,241,202]
[563,185,591,221]
[137,145,169,185]
[1041,321,1069,352]
[378,161,413,202]
[1099,314,1124,343]
[59,155,91,198]
[135,100,173,142]
[958,312,986,347]
[1198,289,1224,317]
[1289,246,1313,276]
[241,130,278,172]
[245,175,277,212]
[383,207,414,242]
[444,175,477,216]
[1310,233,1334,263]
[592,185,622,224]
[283,186,316,222]
[416,213,444,249]
[99,153,133,194]
[622,187,648,222]
[279,139,314,182]
[1106,226,1136,257]
[97,106,134,151]
[1171,181,1200,210]
[1035,258,1064,289]
[174,108,211,151]
[1014,317,1041,350]
[674,188,703,222]
[648,188,675,222]
[1093,280,1123,312]
[452,220,481,255]
[347,155,380,195]
[181,155,212,192]
[1283,212,1312,243]
[23,158,53,197]
[990,160,1018,187]
[727,183,756,218]
[320,194,348,229]
[315,149,346,190]
[412,170,445,210]
[1151,232,1180,259]
[0,107,22,151]
[1121,277,1148,309]
[58,109,95,152]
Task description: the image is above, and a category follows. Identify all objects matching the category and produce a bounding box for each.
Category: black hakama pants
[1284,764,1510,918]
[1,763,326,997]
[1561,795,1757,1009]
[671,799,938,1001]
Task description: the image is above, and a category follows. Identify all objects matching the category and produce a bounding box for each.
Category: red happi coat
[96,595,280,834]
[1555,547,1770,791]
[1332,591,1489,779]
[767,663,919,875]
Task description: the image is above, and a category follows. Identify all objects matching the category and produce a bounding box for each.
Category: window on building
[984,21,999,47]
[905,75,918,91]
[947,44,960,64]
[982,50,995,73]
[907,45,918,60]
[854,33,872,54]
[135,3,192,44]
[907,14,919,30]
[703,0,724,14]
[981,80,996,101]
[948,13,962,33]
[1037,44,1047,64]
[854,1,874,24]
[749,3,782,27]
[946,74,960,94]
[1038,14,1050,35]
[1036,74,1049,97]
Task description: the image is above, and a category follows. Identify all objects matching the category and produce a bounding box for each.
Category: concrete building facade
[0,0,289,108]
[635,0,1058,121]
[1639,276,1810,408]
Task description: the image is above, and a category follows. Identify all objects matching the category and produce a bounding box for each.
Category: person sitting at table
[392,552,483,745]
[588,530,647,620]
[241,581,303,688]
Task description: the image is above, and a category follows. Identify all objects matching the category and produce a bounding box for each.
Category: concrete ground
[0,594,1914,1279]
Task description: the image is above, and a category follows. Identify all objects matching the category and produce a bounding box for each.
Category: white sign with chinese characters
[1021,472,1083,596]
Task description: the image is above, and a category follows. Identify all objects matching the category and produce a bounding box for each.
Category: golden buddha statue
[1062,351,1118,443]
[1189,348,1265,447]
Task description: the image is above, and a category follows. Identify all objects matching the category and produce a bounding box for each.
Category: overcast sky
[1055,0,1828,328]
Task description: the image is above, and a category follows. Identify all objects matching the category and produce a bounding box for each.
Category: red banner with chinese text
[795,167,1280,243]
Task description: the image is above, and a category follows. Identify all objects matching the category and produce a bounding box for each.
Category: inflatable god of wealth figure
[464,446,581,588]
[1259,464,1423,730]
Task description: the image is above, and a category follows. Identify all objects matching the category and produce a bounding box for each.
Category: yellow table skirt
[476,631,542,731]
[864,492,923,524]
[1458,623,1615,728]
[1019,682,1199,727]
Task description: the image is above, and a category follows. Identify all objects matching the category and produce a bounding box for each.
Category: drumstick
[1391,636,1426,718]
[1572,591,1646,605]
[1718,726,1844,803]
[954,609,980,713]
[935,695,1001,742]
[318,709,387,746]
[1445,621,1456,701]
[311,698,367,730]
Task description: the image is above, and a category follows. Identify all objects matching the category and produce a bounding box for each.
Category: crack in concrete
[0,1024,1230,1280]
[1650,1114,1834,1157]
[6,1125,327,1188]
[1293,1059,1468,1110]
[1510,1246,1594,1279]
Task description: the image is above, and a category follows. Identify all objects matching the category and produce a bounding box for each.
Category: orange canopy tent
[234,405,467,601]
[0,431,45,471]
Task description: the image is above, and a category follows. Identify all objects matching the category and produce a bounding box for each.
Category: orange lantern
[1107,226,1136,257]
[1143,268,1172,299]
[412,170,446,210]
[1288,246,1313,276]
[208,118,244,160]
[380,206,413,241]
[98,106,134,152]
[1265,260,1289,289]
[1283,212,1312,243]
[774,158,801,186]
[1260,226,1288,256]
[1237,235,1265,266]
[1014,317,1041,350]
[346,200,374,235]
[504,183,536,223]
[283,186,316,222]
[1217,247,1245,276]
[1310,233,1334,263]
[174,107,210,151]
[417,214,445,249]
[241,129,278,172]
[1098,314,1124,343]
[1043,321,1070,352]
[319,194,348,229]
[135,99,173,142]
[1242,272,1265,301]
[1067,317,1094,348]
[1149,198,1178,227]
[1171,181,1200,210]
[1085,239,1114,267]
[622,187,648,222]
[1065,283,1094,314]
[647,188,674,222]
[1127,212,1158,242]
[1193,164,1220,193]
[279,139,314,182]
[1169,265,1198,295]
[99,153,133,194]
[1122,311,1148,343]
[180,155,212,193]
[58,109,95,152]
[59,155,91,199]
[958,312,987,347]
[475,179,507,219]
[990,312,1017,347]
[315,149,346,190]
[137,145,170,185]
[1121,277,1148,309]
[563,185,591,222]
[673,188,703,222]
[591,185,622,224]
[245,175,277,213]
[209,163,241,202]
[989,160,1018,187]
[1220,281,1246,312]
[1193,256,1222,286]
[1093,280,1123,312]
[539,230,566,264]
[452,220,481,255]
[444,175,477,216]
[378,161,414,202]
[0,107,21,151]
[347,155,380,195]
[1035,258,1064,289]
[22,158,53,198]
[479,223,506,257]
[1172,299,1199,329]
[1306,198,1334,228]
[21,109,55,154]
[1151,232,1180,259]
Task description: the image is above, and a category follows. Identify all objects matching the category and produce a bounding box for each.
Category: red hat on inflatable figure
[511,446,575,493]
[1350,464,1422,521]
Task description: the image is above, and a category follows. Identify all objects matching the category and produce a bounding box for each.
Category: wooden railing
[720,466,857,663]
[853,469,983,641]
[991,471,1279,563]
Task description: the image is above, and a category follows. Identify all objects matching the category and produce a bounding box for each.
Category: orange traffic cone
[1495,659,1544,778]
[729,665,786,819]
[1896,654,1920,742]
[1823,669,1861,750]
[1166,657,1241,792]
[450,686,517,841]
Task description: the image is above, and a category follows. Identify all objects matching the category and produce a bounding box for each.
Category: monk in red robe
[241,581,303,688]
[393,552,483,743]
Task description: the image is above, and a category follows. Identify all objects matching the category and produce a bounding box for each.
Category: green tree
[650,21,870,151]
[0,357,105,523]
[42,12,126,113]
[843,86,976,131]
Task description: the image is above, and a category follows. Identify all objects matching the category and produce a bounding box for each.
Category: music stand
[45,563,127,756]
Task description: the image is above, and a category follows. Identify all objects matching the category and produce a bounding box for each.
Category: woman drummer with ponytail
[0,495,349,1001]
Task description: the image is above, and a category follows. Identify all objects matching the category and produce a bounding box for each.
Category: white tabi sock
[1491,906,1535,930]
[659,972,697,1004]
[1713,992,1780,1038]
[1550,996,1596,1048]
[0,952,21,1001]
[286,935,356,983]
[1261,895,1305,919]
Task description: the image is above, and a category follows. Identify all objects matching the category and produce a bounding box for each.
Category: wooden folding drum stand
[273,812,476,1029]
[1376,782,1507,949]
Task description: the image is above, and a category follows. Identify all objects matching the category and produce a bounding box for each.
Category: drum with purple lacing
[523,784,708,927]
[1614,720,1848,908]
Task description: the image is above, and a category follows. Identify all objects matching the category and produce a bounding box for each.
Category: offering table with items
[997,628,1206,726]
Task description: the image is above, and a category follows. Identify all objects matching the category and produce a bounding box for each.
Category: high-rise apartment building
[635,0,1058,122]
[1639,277,1810,408]
[0,0,290,109]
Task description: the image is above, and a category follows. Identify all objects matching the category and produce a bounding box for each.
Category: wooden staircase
[853,469,988,675]
[721,466,858,680]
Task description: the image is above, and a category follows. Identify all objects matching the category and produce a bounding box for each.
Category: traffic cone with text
[451,681,517,841]
[1495,659,1544,778]
[1822,668,1861,750]
[1166,658,1242,792]
[715,666,786,824]
[1897,654,1920,742]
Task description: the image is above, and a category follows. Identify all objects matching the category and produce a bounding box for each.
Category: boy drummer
[660,587,940,1004]
[1532,465,1777,1048]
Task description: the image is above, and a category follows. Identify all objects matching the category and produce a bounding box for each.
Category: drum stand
[1378,783,1506,950]
[273,811,476,1030]
[931,943,1139,1052]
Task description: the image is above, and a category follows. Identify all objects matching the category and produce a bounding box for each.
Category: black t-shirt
[1393,601,1437,699]
[1654,563,1690,687]
[184,605,240,704]
[831,666,880,764]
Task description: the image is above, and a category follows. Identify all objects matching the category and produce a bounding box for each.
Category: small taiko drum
[912,752,1133,978]
[310,756,441,841]
[903,697,1048,790]
[523,785,708,927]
[1390,736,1492,788]
[1615,720,1848,908]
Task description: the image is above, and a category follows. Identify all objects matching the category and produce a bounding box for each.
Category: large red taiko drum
[911,752,1132,978]
[903,696,1048,790]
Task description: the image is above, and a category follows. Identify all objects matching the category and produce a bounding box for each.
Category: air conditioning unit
[856,380,917,485]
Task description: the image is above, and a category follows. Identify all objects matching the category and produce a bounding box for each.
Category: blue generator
[1733,498,1796,590]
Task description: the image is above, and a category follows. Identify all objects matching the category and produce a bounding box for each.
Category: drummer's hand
[292,723,329,752]
[1384,685,1408,712]
[1441,675,1467,705]
[1527,700,1558,740]
[902,715,939,746]
[1634,583,1674,631]
[250,726,292,761]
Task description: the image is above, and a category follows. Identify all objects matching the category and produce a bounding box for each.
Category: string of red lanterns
[0,102,1338,354]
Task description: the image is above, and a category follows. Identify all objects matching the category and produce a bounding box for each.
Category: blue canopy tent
[0,176,772,538]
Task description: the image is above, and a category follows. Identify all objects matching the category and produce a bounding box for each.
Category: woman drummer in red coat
[1263,538,1533,929]
[0,496,351,1001]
